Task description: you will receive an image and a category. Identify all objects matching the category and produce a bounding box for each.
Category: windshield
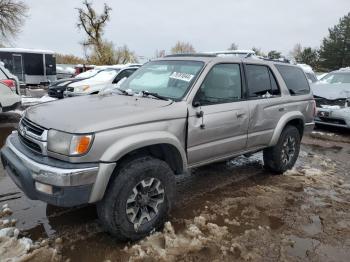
[119,60,204,99]
[75,69,100,79]
[320,72,350,84]
[89,69,119,81]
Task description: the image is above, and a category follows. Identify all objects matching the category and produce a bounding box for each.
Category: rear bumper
[1,133,99,207]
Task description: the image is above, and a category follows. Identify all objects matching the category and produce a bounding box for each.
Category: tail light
[0,79,16,89]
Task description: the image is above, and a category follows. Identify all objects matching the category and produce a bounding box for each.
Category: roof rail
[256,57,291,64]
[165,53,217,58]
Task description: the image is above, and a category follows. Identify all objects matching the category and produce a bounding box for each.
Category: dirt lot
[0,111,349,262]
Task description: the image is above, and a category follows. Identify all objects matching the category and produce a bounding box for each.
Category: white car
[64,66,139,97]
[297,64,318,83]
[0,63,21,113]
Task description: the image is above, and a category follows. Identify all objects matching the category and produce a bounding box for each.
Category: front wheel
[97,156,175,241]
[263,125,301,174]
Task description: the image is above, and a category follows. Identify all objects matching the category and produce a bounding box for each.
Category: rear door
[187,63,249,165]
[244,64,285,149]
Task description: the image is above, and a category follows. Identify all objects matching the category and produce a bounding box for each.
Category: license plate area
[318,111,330,117]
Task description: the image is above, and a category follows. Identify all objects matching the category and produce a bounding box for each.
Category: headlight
[75,85,90,92]
[47,130,94,156]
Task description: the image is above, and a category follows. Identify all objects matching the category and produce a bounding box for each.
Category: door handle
[279,108,285,112]
[236,112,246,118]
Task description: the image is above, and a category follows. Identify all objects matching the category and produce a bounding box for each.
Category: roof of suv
[158,54,297,68]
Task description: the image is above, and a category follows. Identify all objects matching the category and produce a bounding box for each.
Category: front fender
[268,111,305,147]
[100,131,187,170]
[89,131,187,203]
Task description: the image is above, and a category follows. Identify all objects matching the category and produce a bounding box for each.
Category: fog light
[35,182,53,195]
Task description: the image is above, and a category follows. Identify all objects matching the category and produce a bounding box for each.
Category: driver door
[187,63,249,166]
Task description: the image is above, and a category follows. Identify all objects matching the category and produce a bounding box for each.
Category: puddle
[302,215,322,235]
[286,235,320,259]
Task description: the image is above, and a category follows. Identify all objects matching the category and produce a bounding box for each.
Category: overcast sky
[16,0,349,59]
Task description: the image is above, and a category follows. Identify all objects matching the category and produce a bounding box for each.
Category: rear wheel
[97,156,175,241]
[263,125,301,174]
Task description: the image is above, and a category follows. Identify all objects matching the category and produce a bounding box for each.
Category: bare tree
[56,53,86,64]
[0,0,28,43]
[114,45,138,64]
[76,0,112,61]
[171,41,195,54]
[290,43,303,60]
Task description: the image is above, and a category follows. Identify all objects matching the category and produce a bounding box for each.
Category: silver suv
[1,55,315,240]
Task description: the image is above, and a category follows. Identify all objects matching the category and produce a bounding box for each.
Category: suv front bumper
[1,133,100,207]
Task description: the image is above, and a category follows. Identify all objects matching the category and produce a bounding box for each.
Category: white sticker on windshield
[169,72,194,82]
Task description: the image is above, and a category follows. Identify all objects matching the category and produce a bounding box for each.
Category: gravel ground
[0,108,349,261]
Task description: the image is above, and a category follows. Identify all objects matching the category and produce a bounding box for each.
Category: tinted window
[196,63,242,105]
[275,64,310,95]
[45,54,56,75]
[24,53,44,75]
[113,69,136,83]
[246,65,280,98]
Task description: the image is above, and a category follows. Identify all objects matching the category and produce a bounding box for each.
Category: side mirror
[193,101,201,107]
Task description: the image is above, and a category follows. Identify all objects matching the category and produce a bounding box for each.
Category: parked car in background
[56,64,75,80]
[63,66,140,97]
[48,68,104,98]
[298,64,318,83]
[0,62,21,112]
[311,68,350,128]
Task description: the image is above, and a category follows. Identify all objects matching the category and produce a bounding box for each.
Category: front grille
[315,97,346,108]
[18,133,42,153]
[20,118,44,136]
[319,117,347,126]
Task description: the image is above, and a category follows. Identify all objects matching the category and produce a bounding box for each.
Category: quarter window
[195,63,242,105]
[246,64,280,98]
[275,64,310,95]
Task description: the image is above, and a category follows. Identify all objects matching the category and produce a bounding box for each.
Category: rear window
[275,64,310,95]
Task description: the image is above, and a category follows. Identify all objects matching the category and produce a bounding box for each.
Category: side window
[275,64,310,95]
[195,63,242,105]
[113,69,134,83]
[246,64,280,98]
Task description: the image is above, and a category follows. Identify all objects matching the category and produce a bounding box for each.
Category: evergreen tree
[296,47,319,69]
[319,12,350,70]
[267,50,281,59]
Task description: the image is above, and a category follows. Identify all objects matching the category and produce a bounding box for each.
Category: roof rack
[165,53,217,58]
[256,57,291,64]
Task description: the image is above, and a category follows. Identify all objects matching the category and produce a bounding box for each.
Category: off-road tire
[263,125,301,174]
[97,156,175,241]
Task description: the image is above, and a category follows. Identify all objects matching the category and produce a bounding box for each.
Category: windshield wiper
[115,87,132,95]
[141,91,171,101]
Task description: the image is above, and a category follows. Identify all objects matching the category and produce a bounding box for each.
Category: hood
[68,78,112,87]
[25,94,186,133]
[311,83,350,100]
[50,77,86,88]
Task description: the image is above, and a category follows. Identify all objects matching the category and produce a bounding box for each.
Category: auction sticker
[169,72,194,82]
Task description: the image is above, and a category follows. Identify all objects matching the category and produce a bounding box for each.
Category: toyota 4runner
[1,54,315,240]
